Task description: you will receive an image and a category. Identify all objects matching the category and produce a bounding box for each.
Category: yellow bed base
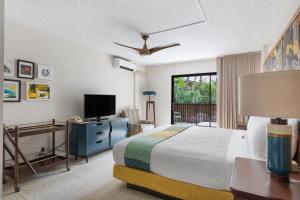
[113,164,233,200]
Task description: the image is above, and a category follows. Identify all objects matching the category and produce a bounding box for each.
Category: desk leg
[52,119,56,163]
[52,131,55,162]
[66,121,70,171]
[3,131,6,184]
[14,127,20,192]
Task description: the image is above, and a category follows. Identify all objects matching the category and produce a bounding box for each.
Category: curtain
[217,52,261,129]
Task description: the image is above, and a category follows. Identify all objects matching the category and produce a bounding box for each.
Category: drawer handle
[96,131,103,135]
[97,122,103,126]
[97,140,103,144]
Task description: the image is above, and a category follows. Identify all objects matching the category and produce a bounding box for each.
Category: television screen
[84,94,116,118]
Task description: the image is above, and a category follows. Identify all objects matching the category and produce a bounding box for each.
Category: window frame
[171,72,217,127]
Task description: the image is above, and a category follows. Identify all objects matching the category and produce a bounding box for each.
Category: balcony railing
[172,103,216,125]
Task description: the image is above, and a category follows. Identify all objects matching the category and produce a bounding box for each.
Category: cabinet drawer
[87,138,110,154]
[87,128,109,143]
[87,121,110,133]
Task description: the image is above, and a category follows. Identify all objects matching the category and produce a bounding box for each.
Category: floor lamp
[143,91,156,124]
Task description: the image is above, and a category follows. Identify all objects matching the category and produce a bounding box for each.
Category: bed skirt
[113,164,233,200]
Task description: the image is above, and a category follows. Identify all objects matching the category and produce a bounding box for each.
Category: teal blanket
[124,126,189,171]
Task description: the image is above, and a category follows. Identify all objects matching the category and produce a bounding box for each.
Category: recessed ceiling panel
[103,0,206,34]
[4,0,300,65]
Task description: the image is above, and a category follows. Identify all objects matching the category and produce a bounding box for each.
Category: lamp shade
[239,71,300,119]
[143,91,156,96]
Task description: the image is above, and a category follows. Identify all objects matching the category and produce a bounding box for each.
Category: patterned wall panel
[282,16,300,70]
[269,40,282,71]
[264,10,300,72]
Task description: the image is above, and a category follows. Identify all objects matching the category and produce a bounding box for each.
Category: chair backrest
[127,109,140,124]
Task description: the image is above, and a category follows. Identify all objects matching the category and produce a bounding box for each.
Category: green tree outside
[174,77,216,104]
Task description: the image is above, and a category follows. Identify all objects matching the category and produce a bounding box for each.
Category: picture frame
[263,58,270,72]
[37,64,53,80]
[263,10,300,72]
[17,60,35,79]
[269,40,283,72]
[282,13,300,70]
[3,79,21,102]
[4,58,14,77]
[26,82,50,101]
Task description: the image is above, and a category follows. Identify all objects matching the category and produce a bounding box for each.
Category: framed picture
[17,60,35,79]
[37,64,53,80]
[3,79,21,102]
[282,18,299,70]
[4,58,14,77]
[269,40,282,72]
[26,82,50,100]
[263,58,270,72]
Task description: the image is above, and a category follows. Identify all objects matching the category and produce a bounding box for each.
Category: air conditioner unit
[113,57,136,72]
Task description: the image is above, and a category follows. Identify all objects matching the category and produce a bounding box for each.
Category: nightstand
[230,157,300,200]
[236,122,247,130]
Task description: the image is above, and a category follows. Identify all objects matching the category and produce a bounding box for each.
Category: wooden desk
[230,157,300,200]
[3,119,70,192]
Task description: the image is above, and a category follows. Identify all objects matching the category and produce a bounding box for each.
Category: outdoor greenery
[174,77,216,104]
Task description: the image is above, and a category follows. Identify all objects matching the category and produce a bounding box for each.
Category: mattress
[113,125,250,190]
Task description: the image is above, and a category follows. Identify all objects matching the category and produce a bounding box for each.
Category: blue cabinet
[110,117,129,146]
[70,117,128,162]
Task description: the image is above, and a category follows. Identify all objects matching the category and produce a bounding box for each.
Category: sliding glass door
[171,73,217,127]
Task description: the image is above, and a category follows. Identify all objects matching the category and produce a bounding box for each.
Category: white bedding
[113,125,250,190]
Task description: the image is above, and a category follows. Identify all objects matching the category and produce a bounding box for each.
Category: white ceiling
[4,0,300,65]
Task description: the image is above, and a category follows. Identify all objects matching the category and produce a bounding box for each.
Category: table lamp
[239,71,300,182]
[143,91,156,123]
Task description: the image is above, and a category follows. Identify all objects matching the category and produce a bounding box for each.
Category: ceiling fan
[114,34,180,56]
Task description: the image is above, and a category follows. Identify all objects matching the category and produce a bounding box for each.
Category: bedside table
[236,122,247,130]
[230,157,300,200]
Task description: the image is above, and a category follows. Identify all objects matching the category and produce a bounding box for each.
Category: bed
[113,125,250,200]
[113,118,299,200]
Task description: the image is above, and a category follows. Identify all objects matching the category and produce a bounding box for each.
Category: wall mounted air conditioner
[113,57,136,72]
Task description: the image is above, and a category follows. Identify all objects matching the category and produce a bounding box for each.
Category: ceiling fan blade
[149,43,180,54]
[114,42,143,52]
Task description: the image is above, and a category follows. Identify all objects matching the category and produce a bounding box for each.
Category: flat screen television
[84,94,116,119]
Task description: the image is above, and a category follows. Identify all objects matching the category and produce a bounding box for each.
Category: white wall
[0,0,4,197]
[4,20,145,156]
[146,59,217,126]
[134,71,147,119]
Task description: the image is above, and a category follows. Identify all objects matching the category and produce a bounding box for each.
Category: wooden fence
[172,103,216,124]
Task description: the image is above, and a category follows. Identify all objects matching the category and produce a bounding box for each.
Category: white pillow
[246,117,299,160]
[288,119,299,158]
[246,116,270,160]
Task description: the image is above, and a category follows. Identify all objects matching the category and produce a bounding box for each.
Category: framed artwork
[17,60,35,79]
[3,79,21,102]
[269,40,282,72]
[282,16,300,70]
[26,82,50,100]
[37,64,53,80]
[4,58,14,77]
[263,58,270,72]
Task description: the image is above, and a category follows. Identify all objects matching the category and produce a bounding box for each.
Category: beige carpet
[4,150,161,200]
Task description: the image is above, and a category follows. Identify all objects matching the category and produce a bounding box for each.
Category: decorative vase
[267,124,292,181]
